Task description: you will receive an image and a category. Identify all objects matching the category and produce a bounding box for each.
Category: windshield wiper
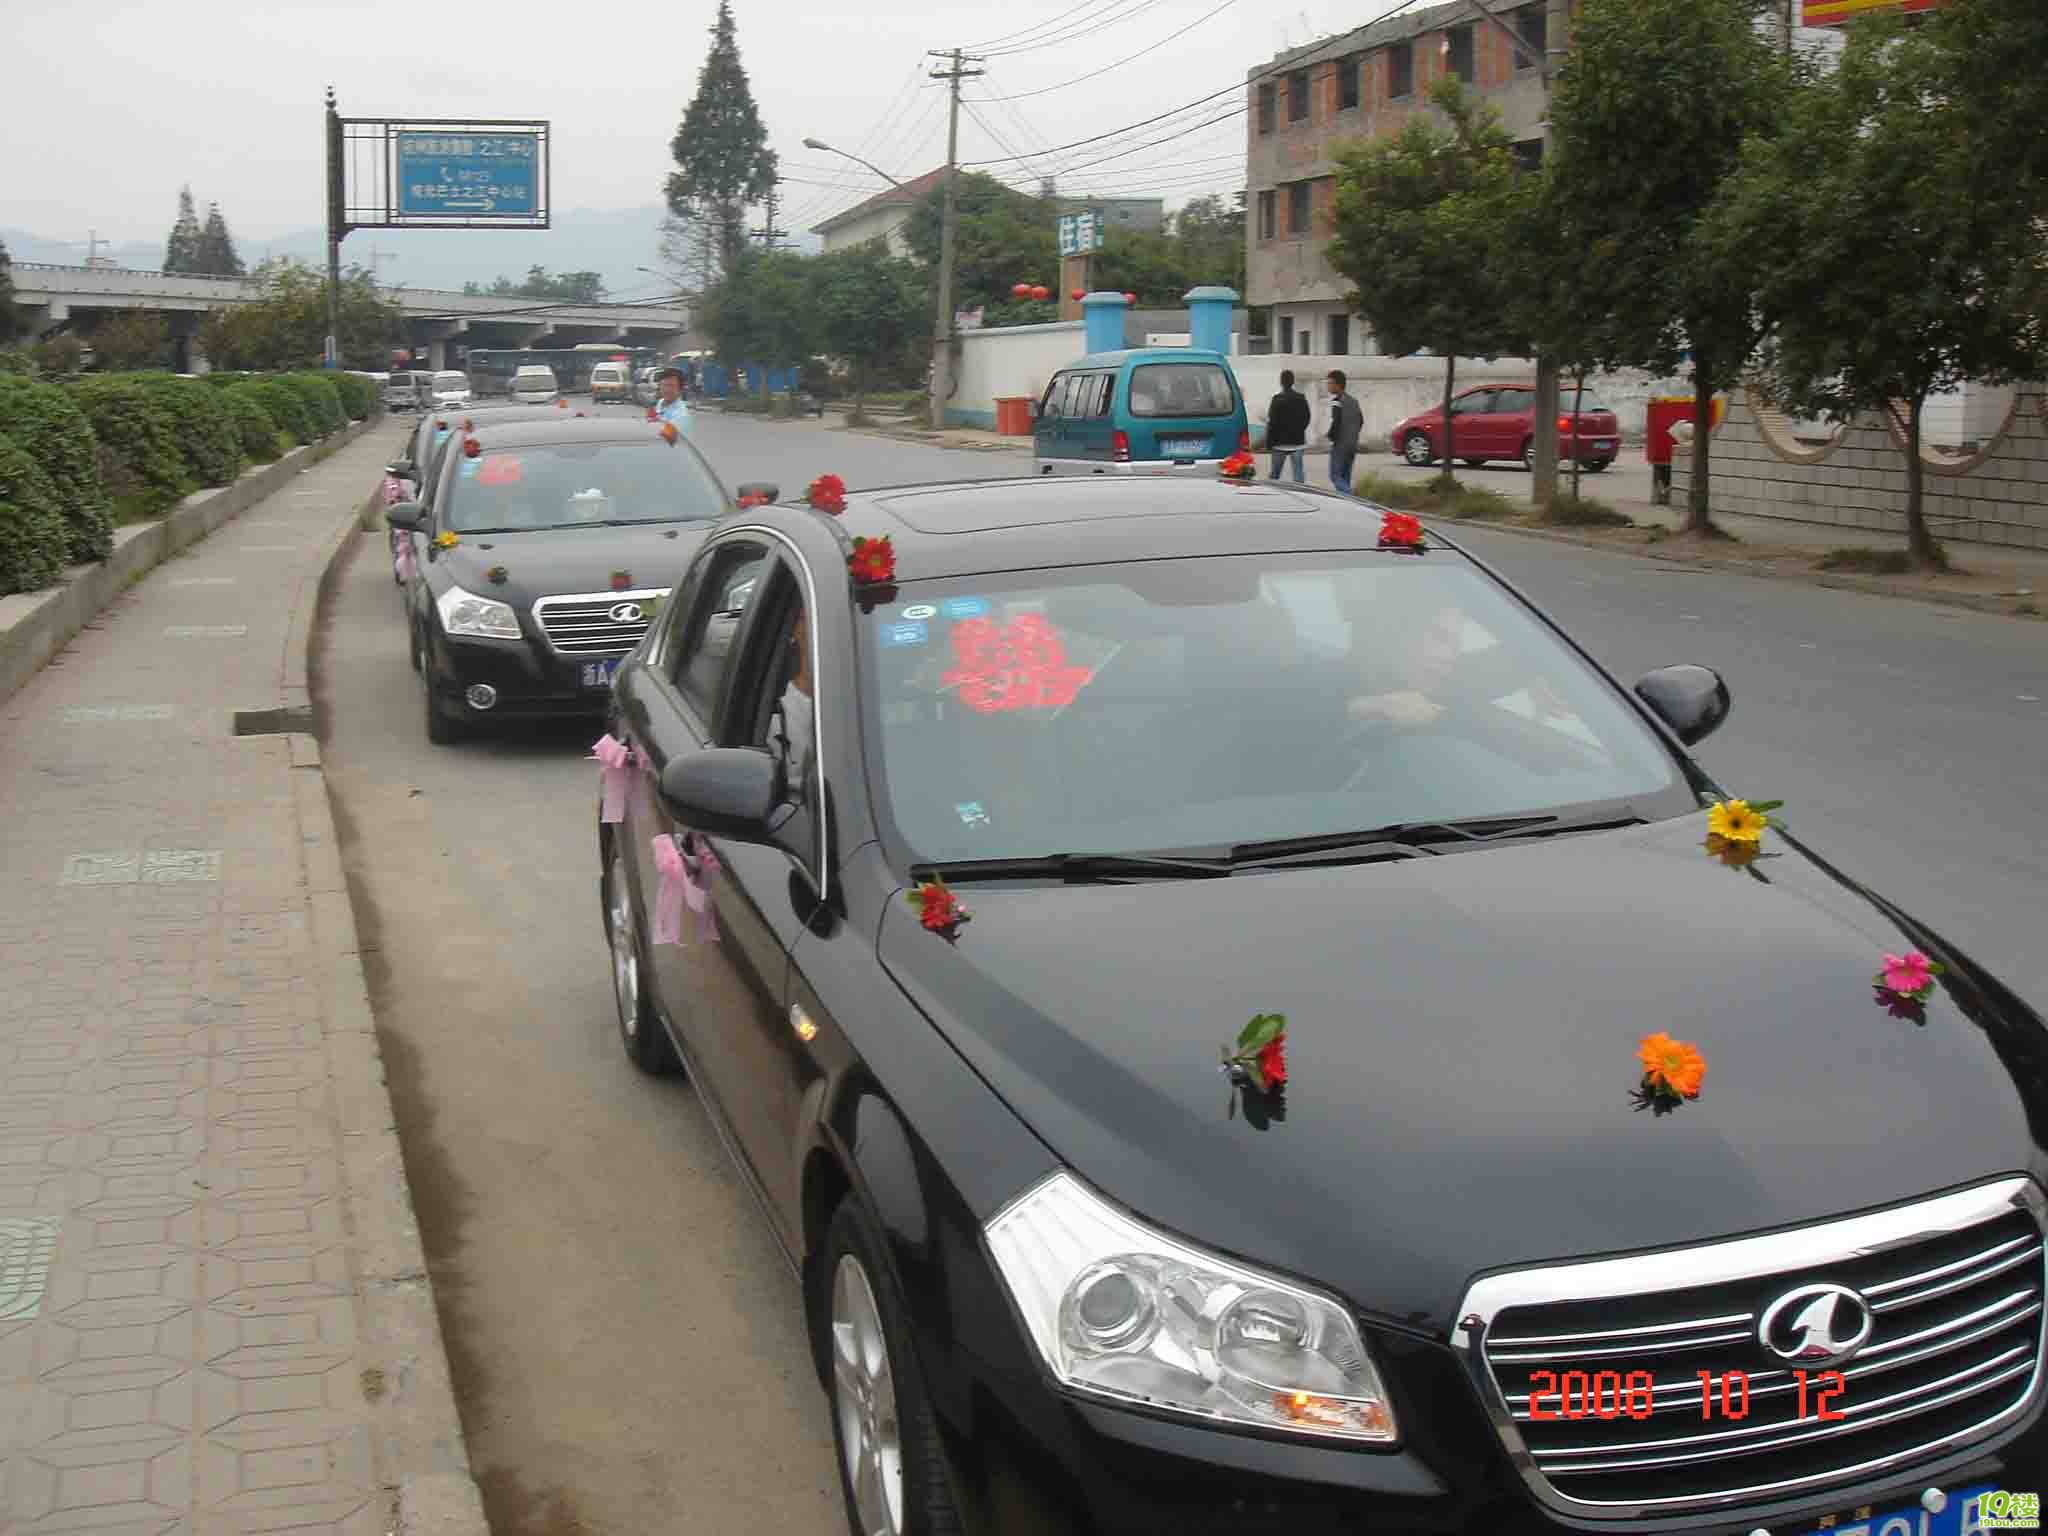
[917,851,1234,884]
[1226,808,1647,867]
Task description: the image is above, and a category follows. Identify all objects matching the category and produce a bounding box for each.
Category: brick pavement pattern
[0,428,452,1535]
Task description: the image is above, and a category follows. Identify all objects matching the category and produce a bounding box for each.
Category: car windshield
[860,555,1689,864]
[1128,363,1235,418]
[442,440,725,532]
[434,372,467,390]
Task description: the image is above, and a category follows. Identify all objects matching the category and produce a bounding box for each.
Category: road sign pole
[325,89,343,370]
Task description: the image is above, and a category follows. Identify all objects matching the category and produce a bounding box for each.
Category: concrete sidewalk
[0,426,486,1533]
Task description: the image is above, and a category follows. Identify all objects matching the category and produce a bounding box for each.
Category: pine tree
[0,237,20,344]
[163,186,202,274]
[195,203,244,277]
[665,0,778,278]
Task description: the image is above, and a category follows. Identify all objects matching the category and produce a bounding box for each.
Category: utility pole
[1530,0,1572,508]
[324,87,345,370]
[927,47,984,431]
[752,182,789,250]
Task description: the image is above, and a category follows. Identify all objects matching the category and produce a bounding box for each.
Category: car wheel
[408,617,422,674]
[605,841,679,1075]
[1461,457,1487,468]
[819,1199,963,1536]
[420,634,464,745]
[1401,431,1436,467]
[1585,458,1613,473]
[1521,439,1536,472]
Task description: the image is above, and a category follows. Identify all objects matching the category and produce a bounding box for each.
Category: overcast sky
[3,0,1380,252]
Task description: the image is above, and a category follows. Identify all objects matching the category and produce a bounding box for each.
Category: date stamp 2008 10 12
[1524,1366,1848,1423]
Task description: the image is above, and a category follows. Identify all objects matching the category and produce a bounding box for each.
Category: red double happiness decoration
[941,614,1094,714]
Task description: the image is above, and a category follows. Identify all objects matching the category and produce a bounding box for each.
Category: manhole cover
[0,1217,60,1321]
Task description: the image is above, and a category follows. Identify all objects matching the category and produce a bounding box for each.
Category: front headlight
[984,1171,1397,1444]
[436,582,521,640]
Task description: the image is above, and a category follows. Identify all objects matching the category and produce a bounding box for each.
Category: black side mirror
[1634,665,1730,746]
[736,481,780,505]
[658,748,779,843]
[386,459,414,478]
[385,501,424,531]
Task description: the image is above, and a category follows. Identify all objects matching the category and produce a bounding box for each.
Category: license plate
[1795,1483,2004,1536]
[580,659,620,689]
[1161,438,1209,457]
[1594,439,1616,450]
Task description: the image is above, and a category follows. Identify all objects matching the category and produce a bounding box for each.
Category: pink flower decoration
[1881,952,1934,995]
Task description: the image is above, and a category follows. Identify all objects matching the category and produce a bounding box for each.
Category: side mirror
[1027,400,1041,419]
[1634,665,1730,746]
[385,460,414,478]
[736,481,780,504]
[658,748,779,843]
[384,501,424,531]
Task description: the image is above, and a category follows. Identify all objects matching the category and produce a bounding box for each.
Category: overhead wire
[961,0,1117,55]
[977,0,1171,57]
[974,0,1241,102]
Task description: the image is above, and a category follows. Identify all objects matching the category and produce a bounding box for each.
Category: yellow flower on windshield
[434,530,459,550]
[1707,799,1768,844]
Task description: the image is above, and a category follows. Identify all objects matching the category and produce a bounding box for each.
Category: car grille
[1455,1178,2046,1520]
[532,588,670,656]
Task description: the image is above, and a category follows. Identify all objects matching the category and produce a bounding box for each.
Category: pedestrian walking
[1265,369,1310,483]
[1325,369,1363,495]
[654,364,693,437]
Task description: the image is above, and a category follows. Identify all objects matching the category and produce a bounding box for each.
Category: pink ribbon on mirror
[649,831,720,947]
[592,733,633,824]
[383,474,405,506]
[395,538,416,583]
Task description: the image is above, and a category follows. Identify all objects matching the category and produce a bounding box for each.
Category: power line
[960,99,1060,190]
[975,0,1241,101]
[978,0,1166,57]
[962,0,1113,55]
[960,0,1429,167]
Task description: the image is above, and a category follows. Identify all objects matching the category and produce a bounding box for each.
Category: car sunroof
[876,480,1320,534]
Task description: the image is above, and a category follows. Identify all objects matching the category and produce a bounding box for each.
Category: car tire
[817,1198,964,1536]
[1585,458,1613,473]
[1461,457,1487,468]
[605,841,679,1075]
[1401,431,1436,467]
[1521,438,1537,472]
[408,617,422,674]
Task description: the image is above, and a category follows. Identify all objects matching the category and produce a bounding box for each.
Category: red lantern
[1012,282,1032,298]
[1030,285,1050,301]
[1070,288,1085,301]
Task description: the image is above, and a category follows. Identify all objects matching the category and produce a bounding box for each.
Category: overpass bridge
[8,262,692,369]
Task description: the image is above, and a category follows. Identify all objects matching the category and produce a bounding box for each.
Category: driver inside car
[1337,590,1572,732]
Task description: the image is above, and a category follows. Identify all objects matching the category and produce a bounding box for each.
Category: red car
[1391,383,1621,472]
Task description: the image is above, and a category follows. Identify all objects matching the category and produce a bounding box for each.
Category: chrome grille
[532,588,669,656]
[1456,1178,2046,1520]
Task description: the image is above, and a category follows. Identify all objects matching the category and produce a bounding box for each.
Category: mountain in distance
[4,205,823,298]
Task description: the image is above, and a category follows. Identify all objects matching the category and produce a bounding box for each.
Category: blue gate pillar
[1081,291,1128,354]
[1184,286,1239,356]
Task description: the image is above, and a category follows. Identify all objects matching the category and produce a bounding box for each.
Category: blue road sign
[396,132,539,218]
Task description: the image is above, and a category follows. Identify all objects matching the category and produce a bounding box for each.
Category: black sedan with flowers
[384,415,763,743]
[595,475,2045,1536]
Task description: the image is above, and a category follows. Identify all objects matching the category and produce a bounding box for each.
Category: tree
[0,237,19,345]
[814,240,930,418]
[1328,78,1526,480]
[698,249,818,392]
[163,187,203,274]
[1710,16,2046,567]
[199,260,399,370]
[1543,0,1795,534]
[89,310,169,371]
[194,203,244,277]
[665,0,778,278]
[461,267,606,302]
[1170,193,1248,294]
[904,173,1058,315]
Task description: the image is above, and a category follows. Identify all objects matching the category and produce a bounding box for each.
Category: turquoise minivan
[1031,347,1250,475]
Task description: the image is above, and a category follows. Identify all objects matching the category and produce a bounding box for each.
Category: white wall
[947,320,1087,429]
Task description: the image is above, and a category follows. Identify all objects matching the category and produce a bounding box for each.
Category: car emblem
[1757,1283,1874,1366]
[608,602,644,624]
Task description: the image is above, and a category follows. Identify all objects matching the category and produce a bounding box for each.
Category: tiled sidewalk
[0,426,483,1534]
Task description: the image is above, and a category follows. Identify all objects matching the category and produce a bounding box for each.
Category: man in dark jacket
[1265,369,1311,482]
[1325,369,1364,494]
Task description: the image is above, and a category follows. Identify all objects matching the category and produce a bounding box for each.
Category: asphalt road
[316,407,2045,1536]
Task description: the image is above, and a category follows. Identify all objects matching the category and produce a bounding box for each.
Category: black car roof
[456,416,669,449]
[786,476,1450,582]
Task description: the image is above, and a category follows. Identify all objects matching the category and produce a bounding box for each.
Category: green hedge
[219,389,283,464]
[236,379,313,446]
[133,374,244,488]
[0,430,70,596]
[0,376,115,561]
[283,374,346,437]
[65,378,195,519]
[331,372,375,420]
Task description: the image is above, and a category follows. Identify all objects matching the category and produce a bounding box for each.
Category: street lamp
[802,137,905,189]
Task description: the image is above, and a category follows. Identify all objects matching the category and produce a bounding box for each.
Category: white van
[589,363,630,402]
[431,370,473,408]
[511,365,559,404]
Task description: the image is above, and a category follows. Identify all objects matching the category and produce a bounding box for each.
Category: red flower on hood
[1379,511,1425,549]
[610,570,633,592]
[1256,1035,1287,1087]
[646,406,658,422]
[807,473,848,514]
[908,877,971,935]
[462,437,482,459]
[1217,452,1258,481]
[737,490,769,509]
[849,535,895,585]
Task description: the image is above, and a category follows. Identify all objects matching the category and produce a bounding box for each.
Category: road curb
[287,482,491,1535]
[828,418,1032,454]
[0,414,381,710]
[1445,517,2044,620]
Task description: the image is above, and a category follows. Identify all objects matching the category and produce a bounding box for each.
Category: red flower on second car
[1378,511,1424,549]
[849,535,895,585]
[807,473,848,514]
